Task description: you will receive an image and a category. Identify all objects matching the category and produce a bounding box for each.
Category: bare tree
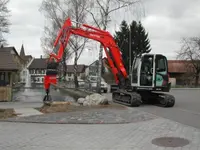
[0,0,10,45]
[83,0,143,93]
[39,0,91,88]
[177,37,200,87]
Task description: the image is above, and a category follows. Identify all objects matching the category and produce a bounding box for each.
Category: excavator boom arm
[44,17,129,91]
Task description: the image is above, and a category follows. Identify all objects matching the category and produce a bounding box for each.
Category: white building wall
[65,72,86,81]
[29,69,46,84]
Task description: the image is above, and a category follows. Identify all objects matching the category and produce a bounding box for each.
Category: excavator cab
[113,53,174,108]
[131,54,171,92]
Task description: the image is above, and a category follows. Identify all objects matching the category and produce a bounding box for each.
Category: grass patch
[0,108,17,119]
[35,101,126,114]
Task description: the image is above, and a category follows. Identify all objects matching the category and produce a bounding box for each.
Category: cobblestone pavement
[1,91,200,149]
[1,115,200,150]
[2,107,158,124]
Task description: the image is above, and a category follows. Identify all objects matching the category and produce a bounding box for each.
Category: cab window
[156,56,167,72]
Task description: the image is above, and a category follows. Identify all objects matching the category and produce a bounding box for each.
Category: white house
[65,64,88,81]
[28,56,47,84]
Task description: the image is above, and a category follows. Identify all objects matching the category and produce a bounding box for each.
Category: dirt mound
[0,108,17,119]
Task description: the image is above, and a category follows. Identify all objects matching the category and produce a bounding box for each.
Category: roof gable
[20,44,25,57]
[28,58,48,69]
[0,47,20,70]
[66,65,86,73]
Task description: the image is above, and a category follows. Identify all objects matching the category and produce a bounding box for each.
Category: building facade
[0,46,25,101]
[28,56,47,84]
[65,65,87,81]
[168,60,200,86]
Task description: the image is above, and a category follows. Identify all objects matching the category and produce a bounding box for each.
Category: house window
[0,72,5,80]
[38,69,42,74]
[0,72,6,86]
[68,73,72,77]
[43,70,46,74]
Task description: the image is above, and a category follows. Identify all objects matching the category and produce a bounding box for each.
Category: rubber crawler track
[112,90,175,108]
[112,90,142,107]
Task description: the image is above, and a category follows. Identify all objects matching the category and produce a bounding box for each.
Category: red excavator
[43,17,175,107]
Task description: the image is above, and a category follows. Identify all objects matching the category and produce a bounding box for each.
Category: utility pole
[129,25,132,76]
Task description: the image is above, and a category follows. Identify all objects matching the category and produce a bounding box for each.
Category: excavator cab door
[154,55,169,89]
[138,54,155,88]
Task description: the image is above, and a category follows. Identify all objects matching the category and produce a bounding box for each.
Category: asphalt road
[134,89,200,129]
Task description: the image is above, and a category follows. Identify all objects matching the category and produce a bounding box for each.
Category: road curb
[171,88,200,90]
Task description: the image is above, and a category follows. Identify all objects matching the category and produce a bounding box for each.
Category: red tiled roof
[168,60,192,73]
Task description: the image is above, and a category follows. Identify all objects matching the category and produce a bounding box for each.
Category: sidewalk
[0,112,200,150]
[0,101,200,149]
[14,108,43,117]
[0,101,44,117]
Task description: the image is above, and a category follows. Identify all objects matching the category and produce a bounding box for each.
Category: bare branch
[177,36,200,86]
[96,0,107,15]
[0,0,11,45]
[108,0,140,14]
[77,39,88,59]
[84,8,101,28]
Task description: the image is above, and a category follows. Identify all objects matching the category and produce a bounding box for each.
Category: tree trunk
[63,51,67,81]
[73,0,79,89]
[74,50,79,89]
[195,74,199,87]
[96,12,108,93]
[96,44,103,93]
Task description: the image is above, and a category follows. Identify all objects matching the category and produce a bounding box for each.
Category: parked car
[84,76,108,93]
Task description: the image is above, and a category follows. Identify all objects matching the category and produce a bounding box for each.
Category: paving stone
[1,117,200,150]
[1,107,158,124]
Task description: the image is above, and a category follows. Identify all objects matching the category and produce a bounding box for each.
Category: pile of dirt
[37,101,127,114]
[38,102,73,113]
[0,108,17,119]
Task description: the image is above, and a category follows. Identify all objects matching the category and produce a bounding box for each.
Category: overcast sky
[5,0,200,65]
